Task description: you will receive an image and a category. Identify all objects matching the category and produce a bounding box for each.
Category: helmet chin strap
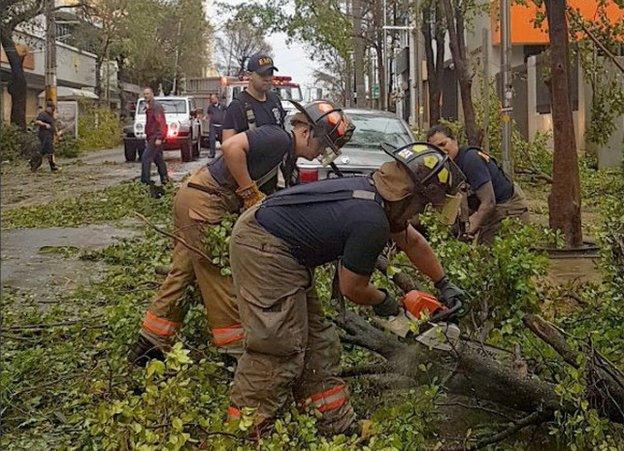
[329,161,344,177]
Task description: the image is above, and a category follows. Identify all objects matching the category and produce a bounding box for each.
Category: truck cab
[123,96,201,162]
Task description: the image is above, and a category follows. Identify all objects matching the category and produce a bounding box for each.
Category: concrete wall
[528,54,592,156]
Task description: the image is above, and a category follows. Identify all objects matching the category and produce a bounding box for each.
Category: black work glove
[372,289,401,318]
[434,275,467,310]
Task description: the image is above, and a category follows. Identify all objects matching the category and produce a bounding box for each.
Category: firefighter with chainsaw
[227,108,469,437]
[427,124,529,244]
[128,101,350,366]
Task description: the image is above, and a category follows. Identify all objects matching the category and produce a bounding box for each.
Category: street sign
[371,84,380,99]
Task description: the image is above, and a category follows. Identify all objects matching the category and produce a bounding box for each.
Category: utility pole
[500,0,513,176]
[45,0,57,105]
[383,0,389,110]
[408,24,417,127]
[172,19,182,95]
[413,0,423,129]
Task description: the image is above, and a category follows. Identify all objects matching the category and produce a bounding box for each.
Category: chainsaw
[375,290,462,351]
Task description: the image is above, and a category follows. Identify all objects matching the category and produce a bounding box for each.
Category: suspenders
[262,177,384,209]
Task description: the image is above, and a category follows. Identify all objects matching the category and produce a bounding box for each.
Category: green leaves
[2,181,173,229]
[202,213,237,275]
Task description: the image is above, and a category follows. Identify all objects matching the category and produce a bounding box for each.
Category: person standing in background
[141,87,169,187]
[31,102,61,172]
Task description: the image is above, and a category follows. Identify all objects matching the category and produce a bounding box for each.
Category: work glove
[372,289,401,318]
[434,275,468,316]
[236,181,266,210]
[128,335,165,367]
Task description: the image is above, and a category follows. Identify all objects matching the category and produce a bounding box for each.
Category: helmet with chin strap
[381,141,466,203]
[289,100,355,165]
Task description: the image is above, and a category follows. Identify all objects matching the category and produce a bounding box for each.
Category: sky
[266,32,322,96]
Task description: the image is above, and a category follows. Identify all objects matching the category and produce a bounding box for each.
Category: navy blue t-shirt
[209,125,292,190]
[256,177,390,275]
[455,147,514,210]
[223,90,285,132]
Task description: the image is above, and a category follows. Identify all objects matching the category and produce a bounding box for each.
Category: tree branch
[134,212,211,261]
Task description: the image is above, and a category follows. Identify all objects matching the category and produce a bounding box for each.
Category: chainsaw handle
[431,300,463,322]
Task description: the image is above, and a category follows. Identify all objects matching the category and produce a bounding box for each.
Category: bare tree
[422,0,445,125]
[352,0,367,107]
[313,51,349,104]
[544,0,582,247]
[440,0,481,144]
[215,19,272,76]
[0,0,85,129]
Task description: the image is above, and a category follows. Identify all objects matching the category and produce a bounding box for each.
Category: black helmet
[380,142,466,224]
[289,100,355,165]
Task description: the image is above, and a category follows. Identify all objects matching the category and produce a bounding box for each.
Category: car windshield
[272,86,303,101]
[137,99,187,114]
[344,113,412,150]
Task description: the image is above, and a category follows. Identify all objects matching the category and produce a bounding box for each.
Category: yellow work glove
[236,181,266,210]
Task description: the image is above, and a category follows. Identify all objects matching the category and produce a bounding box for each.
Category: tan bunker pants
[140,167,243,356]
[478,183,530,245]
[227,205,356,436]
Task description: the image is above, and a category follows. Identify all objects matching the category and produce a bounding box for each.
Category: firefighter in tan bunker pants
[128,101,343,365]
[227,135,468,435]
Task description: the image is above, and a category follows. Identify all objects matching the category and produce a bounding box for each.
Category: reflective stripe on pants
[142,311,181,337]
[307,384,348,413]
[212,324,245,347]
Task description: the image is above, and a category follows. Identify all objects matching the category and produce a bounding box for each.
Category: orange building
[490,0,624,45]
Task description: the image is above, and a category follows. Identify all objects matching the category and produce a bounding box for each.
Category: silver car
[296,108,415,183]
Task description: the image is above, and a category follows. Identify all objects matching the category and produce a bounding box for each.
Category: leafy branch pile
[2,182,173,229]
[1,166,623,449]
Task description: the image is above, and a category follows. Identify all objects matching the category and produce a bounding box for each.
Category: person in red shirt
[141,87,169,186]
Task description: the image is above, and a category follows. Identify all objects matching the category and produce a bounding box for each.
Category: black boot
[128,335,165,367]
[30,153,43,172]
[48,155,61,172]
[149,184,165,199]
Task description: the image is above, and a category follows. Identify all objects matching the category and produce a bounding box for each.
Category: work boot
[30,154,43,172]
[128,335,165,367]
[48,155,61,172]
[149,184,165,199]
[161,176,170,186]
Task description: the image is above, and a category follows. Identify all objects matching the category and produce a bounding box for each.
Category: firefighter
[207,93,225,158]
[128,100,350,366]
[227,133,468,435]
[223,53,286,191]
[427,124,529,244]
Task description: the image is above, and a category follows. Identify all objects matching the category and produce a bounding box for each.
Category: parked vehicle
[295,109,415,182]
[123,96,201,162]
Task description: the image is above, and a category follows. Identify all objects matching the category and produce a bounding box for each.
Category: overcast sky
[266,32,321,94]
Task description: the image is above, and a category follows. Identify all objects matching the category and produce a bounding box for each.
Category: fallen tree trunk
[334,257,624,425]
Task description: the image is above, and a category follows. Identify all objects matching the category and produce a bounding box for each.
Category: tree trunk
[441,0,480,145]
[376,40,386,110]
[1,29,28,130]
[422,3,443,125]
[335,257,624,426]
[352,0,367,107]
[544,0,583,248]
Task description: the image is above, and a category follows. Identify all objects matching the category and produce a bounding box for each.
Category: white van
[123,96,201,162]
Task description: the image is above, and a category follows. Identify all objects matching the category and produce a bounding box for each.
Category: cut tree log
[334,256,624,425]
